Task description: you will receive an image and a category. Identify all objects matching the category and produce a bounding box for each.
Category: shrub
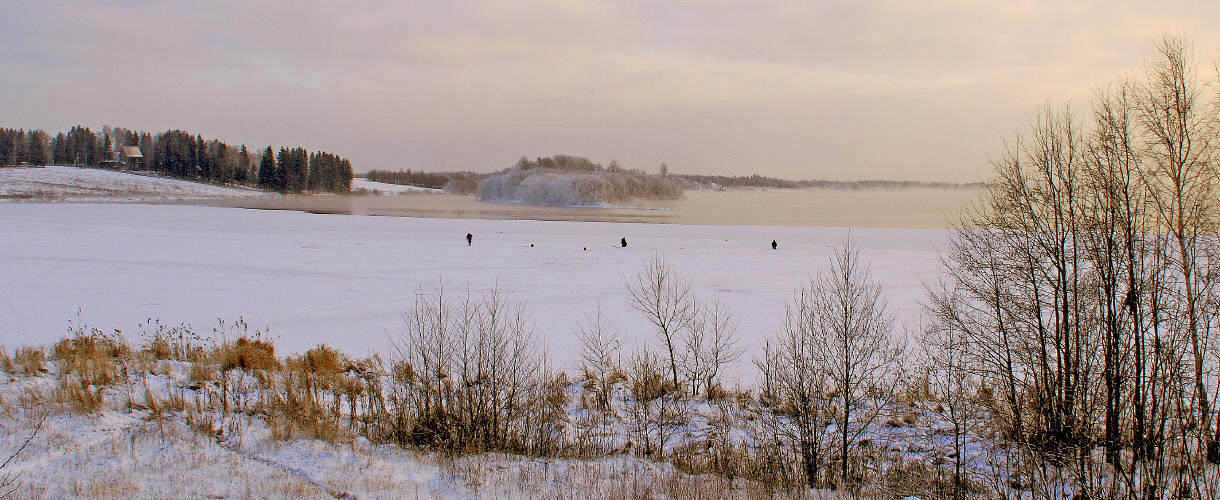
[219,337,279,372]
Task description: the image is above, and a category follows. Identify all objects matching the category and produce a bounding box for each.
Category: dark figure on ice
[466,233,473,246]
[771,240,777,250]
[621,237,627,248]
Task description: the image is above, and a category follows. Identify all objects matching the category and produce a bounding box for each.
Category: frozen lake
[0,203,946,383]
[191,185,980,229]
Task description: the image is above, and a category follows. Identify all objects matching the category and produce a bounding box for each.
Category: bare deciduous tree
[624,348,687,459]
[394,284,543,453]
[681,297,742,399]
[923,285,982,499]
[764,237,902,490]
[930,34,1220,497]
[808,237,902,490]
[577,302,621,412]
[627,256,696,391]
[1138,34,1220,465]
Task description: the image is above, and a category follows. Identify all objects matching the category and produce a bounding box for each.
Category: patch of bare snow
[351,177,443,194]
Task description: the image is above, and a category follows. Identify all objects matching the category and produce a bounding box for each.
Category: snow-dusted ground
[0,166,266,202]
[352,177,443,194]
[0,366,760,498]
[0,203,944,383]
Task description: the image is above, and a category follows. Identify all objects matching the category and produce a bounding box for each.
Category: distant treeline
[362,158,981,195]
[0,124,353,193]
[365,169,452,189]
[364,169,487,194]
[676,173,983,190]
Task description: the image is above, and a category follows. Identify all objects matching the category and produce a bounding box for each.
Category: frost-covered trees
[477,155,683,206]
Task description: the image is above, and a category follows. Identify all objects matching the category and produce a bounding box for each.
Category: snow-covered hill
[0,166,267,202]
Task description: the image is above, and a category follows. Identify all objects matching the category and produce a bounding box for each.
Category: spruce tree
[235,145,250,184]
[258,146,276,191]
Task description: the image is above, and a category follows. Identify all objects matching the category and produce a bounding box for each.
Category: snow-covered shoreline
[0,165,267,202]
[0,357,761,498]
[351,177,443,194]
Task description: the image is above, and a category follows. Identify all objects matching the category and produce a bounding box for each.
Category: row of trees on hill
[255,147,352,193]
[1,124,353,193]
[0,128,50,166]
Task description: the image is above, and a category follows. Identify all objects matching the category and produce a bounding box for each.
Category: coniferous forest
[0,124,353,194]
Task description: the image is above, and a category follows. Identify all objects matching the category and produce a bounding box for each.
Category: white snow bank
[351,177,443,194]
[0,203,944,383]
[0,165,266,202]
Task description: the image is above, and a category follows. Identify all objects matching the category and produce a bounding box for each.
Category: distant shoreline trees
[0,124,353,194]
[676,173,983,190]
[363,157,982,194]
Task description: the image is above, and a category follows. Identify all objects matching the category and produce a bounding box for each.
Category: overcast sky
[3,1,1218,180]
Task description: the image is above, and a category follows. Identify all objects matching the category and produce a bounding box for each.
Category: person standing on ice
[466,233,473,246]
[771,240,777,250]
[621,237,627,248]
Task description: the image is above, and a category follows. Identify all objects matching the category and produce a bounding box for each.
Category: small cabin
[121,146,143,170]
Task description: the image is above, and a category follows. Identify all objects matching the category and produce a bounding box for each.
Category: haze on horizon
[3,1,1218,182]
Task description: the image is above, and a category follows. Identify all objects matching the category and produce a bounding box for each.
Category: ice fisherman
[466,233,473,246]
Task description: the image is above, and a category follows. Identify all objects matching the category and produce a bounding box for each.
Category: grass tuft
[219,337,280,372]
[13,347,47,376]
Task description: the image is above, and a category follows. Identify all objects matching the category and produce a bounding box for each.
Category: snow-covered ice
[0,165,266,202]
[0,203,945,382]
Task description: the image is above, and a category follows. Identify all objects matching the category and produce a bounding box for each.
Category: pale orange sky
[3,1,1218,181]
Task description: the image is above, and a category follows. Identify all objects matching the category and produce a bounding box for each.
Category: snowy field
[351,177,443,194]
[0,166,265,202]
[0,203,946,382]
